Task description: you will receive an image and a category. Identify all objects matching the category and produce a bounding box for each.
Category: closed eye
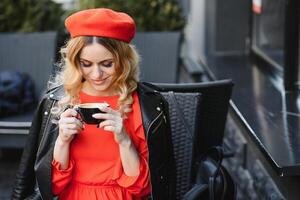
[79,58,114,68]
[101,61,113,68]
[80,61,91,68]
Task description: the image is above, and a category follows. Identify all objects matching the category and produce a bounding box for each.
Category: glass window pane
[253,0,285,68]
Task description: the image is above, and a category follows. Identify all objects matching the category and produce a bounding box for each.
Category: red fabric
[52,91,150,199]
[65,8,136,43]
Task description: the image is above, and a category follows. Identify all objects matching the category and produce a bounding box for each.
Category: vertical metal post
[284,0,299,91]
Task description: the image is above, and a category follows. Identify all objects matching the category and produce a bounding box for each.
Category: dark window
[252,0,285,70]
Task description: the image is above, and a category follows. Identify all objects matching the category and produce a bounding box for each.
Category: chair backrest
[150,79,234,155]
[144,79,233,199]
[132,32,181,83]
[161,92,201,200]
[0,32,57,97]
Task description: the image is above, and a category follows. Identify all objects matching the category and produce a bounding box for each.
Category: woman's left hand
[92,107,129,144]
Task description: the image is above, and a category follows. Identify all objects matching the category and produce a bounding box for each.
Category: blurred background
[1,0,300,199]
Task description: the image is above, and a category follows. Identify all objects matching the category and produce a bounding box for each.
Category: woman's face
[79,42,116,95]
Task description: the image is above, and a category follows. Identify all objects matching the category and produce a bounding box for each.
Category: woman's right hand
[58,108,83,144]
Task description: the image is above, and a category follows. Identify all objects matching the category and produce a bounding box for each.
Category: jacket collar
[47,84,64,101]
[137,82,165,138]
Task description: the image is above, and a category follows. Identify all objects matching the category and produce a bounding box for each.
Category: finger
[60,108,77,118]
[64,128,79,135]
[75,119,84,129]
[65,118,83,129]
[92,113,115,120]
[63,123,82,131]
[59,129,77,142]
[61,124,76,132]
[60,117,79,124]
[100,106,119,115]
[61,127,80,136]
[59,118,83,129]
[103,126,115,132]
[99,120,115,128]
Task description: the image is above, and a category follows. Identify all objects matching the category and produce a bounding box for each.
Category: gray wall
[133,32,181,83]
[181,0,206,61]
[213,0,251,54]
[182,0,251,62]
[0,32,57,96]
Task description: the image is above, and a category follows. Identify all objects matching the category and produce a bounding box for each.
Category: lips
[92,76,110,84]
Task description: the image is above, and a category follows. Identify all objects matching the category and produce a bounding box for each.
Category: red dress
[51,91,151,200]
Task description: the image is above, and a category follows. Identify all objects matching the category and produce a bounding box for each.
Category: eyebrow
[79,58,114,63]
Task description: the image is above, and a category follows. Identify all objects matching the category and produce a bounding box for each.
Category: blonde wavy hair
[51,36,140,119]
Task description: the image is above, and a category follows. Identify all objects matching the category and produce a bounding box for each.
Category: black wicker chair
[144,79,234,199]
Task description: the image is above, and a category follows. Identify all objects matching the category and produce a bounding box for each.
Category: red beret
[65,8,136,43]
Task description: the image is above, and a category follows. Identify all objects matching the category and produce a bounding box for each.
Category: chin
[92,80,116,92]
[92,84,109,92]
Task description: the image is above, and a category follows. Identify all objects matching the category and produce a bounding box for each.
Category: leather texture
[11,82,175,200]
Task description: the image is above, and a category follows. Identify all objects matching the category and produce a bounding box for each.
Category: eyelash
[80,62,91,68]
[102,62,113,68]
[80,62,113,68]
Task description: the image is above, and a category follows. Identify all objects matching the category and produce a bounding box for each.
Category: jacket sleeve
[11,98,47,200]
[51,159,75,195]
[116,125,151,197]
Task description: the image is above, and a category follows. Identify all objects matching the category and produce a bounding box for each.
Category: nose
[91,65,103,78]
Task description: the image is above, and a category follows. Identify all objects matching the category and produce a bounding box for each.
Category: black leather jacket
[11,82,175,200]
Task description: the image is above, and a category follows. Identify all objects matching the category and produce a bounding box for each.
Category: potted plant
[76,0,184,31]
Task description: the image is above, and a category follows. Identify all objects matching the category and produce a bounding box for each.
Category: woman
[12,8,175,200]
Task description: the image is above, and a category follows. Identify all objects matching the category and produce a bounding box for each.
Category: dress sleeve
[51,159,75,195]
[116,125,151,197]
